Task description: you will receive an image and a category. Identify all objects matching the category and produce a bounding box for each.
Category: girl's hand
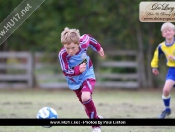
[98,47,105,58]
[167,55,174,61]
[152,68,159,75]
[79,63,86,73]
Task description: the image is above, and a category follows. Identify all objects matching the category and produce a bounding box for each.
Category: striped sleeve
[80,34,101,52]
[151,44,164,68]
[58,49,81,76]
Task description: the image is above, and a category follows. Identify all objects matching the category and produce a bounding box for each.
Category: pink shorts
[74,78,96,103]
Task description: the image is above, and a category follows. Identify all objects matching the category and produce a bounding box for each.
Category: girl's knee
[81,92,91,102]
[81,96,91,102]
[163,88,170,96]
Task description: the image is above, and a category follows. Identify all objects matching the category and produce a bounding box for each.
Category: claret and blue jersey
[58,34,102,90]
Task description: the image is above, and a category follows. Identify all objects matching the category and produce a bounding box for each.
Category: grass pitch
[0,88,175,132]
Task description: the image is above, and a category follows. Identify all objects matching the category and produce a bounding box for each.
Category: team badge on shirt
[80,53,87,65]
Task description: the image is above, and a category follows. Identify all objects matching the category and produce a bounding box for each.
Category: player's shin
[83,98,98,119]
[162,94,171,111]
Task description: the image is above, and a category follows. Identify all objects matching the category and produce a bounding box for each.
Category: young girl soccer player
[58,27,105,132]
[151,22,175,118]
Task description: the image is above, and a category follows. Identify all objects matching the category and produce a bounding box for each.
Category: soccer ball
[37,107,58,119]
[37,107,58,128]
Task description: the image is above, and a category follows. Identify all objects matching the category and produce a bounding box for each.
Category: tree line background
[0,0,172,88]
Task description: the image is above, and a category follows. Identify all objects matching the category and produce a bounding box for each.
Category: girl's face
[162,28,175,40]
[64,42,79,56]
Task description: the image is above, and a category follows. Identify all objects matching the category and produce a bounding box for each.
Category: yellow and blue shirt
[151,40,175,68]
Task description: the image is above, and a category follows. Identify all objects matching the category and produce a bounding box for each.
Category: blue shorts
[166,67,175,87]
[166,67,175,81]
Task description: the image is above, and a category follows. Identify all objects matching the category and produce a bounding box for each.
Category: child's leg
[81,79,101,130]
[74,79,100,129]
[73,87,89,116]
[80,78,99,119]
[158,79,175,118]
[73,79,99,118]
[82,91,99,119]
[162,79,175,110]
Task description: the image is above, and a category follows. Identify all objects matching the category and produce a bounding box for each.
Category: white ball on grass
[37,107,58,128]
